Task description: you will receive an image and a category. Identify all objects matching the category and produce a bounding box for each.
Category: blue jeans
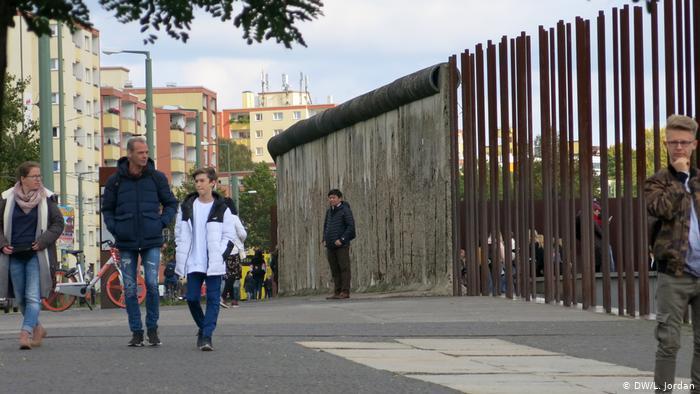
[119,248,160,333]
[9,254,41,334]
[233,280,240,302]
[186,273,222,338]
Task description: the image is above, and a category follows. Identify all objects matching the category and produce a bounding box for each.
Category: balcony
[121,119,135,134]
[103,113,119,129]
[103,144,120,160]
[170,129,185,145]
[171,158,185,173]
[186,133,196,147]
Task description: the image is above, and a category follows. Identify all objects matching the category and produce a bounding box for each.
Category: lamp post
[102,50,154,157]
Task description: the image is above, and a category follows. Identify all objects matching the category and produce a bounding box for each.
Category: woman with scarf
[0,162,64,349]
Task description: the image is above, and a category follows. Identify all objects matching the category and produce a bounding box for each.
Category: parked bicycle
[42,240,146,312]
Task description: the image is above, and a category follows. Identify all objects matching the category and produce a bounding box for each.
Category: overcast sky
[92,0,640,112]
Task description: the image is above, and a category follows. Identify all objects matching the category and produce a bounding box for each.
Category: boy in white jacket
[174,168,235,351]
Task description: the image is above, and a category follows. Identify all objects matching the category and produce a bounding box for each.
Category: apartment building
[100,68,201,187]
[7,16,102,265]
[220,90,334,165]
[127,86,219,170]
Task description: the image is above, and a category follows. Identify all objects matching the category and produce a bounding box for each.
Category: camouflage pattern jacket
[645,165,700,276]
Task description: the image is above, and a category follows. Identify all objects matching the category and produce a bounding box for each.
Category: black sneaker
[147,327,161,346]
[200,336,213,351]
[128,331,144,347]
[196,329,203,348]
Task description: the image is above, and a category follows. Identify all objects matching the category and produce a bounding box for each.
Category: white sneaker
[219,298,229,309]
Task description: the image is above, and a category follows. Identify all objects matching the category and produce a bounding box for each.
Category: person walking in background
[322,189,356,300]
[220,201,246,307]
[270,247,279,296]
[0,162,64,349]
[645,115,700,392]
[244,271,255,301]
[175,167,237,351]
[102,136,178,347]
[250,250,266,300]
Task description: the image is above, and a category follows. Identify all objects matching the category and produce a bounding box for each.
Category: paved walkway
[0,295,694,393]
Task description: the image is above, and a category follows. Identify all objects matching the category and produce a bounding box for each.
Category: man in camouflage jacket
[645,114,700,393]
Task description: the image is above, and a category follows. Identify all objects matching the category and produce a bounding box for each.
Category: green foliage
[0,73,39,191]
[239,163,276,250]
[217,139,255,173]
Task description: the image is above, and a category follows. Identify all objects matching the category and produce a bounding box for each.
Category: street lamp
[102,49,154,157]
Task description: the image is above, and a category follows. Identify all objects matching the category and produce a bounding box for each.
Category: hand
[1,246,13,255]
[321,240,326,247]
[334,239,342,247]
[672,157,691,173]
[31,241,41,251]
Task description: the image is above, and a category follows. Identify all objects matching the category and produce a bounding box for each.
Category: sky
[91,0,641,112]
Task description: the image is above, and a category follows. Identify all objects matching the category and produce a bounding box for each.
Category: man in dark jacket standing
[322,189,356,300]
[101,137,178,347]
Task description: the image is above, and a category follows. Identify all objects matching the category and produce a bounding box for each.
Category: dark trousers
[326,246,351,294]
[186,273,222,338]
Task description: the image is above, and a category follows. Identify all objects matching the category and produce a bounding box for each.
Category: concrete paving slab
[405,373,598,394]
[297,341,412,349]
[471,354,647,376]
[397,338,560,356]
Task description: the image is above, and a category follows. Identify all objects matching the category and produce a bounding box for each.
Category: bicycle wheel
[42,270,77,312]
[106,271,147,308]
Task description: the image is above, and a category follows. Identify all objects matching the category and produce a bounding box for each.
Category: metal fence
[449,0,700,317]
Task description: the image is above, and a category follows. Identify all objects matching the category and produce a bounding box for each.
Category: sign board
[57,205,74,250]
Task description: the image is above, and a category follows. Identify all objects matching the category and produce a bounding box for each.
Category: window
[274,129,283,136]
[84,67,91,83]
[255,130,263,139]
[53,161,60,171]
[50,24,58,37]
[255,113,263,121]
[51,93,59,105]
[272,112,283,121]
[52,127,59,138]
[255,148,263,156]
[50,58,59,71]
[84,36,90,49]
[293,111,301,120]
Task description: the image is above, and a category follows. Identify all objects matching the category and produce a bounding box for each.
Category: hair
[328,189,343,198]
[16,161,40,180]
[126,136,148,153]
[666,114,698,136]
[192,167,217,182]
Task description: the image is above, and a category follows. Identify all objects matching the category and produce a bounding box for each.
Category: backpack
[164,262,176,277]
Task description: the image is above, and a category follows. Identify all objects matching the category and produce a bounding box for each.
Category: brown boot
[31,324,47,347]
[338,292,350,299]
[19,330,32,350]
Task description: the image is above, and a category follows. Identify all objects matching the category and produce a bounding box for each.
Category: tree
[0,73,39,191]
[217,139,255,173]
[0,0,324,150]
[239,163,276,250]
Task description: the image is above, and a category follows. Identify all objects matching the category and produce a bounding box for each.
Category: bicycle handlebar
[100,240,115,247]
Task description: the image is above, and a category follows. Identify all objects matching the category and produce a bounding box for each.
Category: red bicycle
[42,240,146,311]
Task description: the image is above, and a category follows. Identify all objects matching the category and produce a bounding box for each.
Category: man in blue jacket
[322,189,356,300]
[101,137,178,347]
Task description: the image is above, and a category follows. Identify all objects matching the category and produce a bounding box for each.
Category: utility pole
[38,33,53,189]
[58,23,67,203]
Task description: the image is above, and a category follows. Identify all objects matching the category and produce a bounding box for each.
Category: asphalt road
[0,295,689,393]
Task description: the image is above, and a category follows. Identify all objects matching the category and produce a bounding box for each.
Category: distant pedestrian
[0,161,64,349]
[244,271,255,300]
[645,114,700,391]
[250,250,266,300]
[322,189,356,300]
[101,136,178,347]
[175,167,237,351]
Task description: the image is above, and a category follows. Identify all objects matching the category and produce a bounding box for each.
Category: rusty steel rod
[597,11,612,313]
[621,5,636,317]
[487,41,501,296]
[499,36,514,299]
[557,20,572,306]
[651,1,661,172]
[539,26,554,303]
[664,0,675,116]
[676,0,684,113]
[527,35,536,301]
[633,6,649,317]
[476,44,490,296]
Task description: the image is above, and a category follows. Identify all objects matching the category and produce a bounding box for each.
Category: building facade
[220,90,334,165]
[7,16,102,265]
